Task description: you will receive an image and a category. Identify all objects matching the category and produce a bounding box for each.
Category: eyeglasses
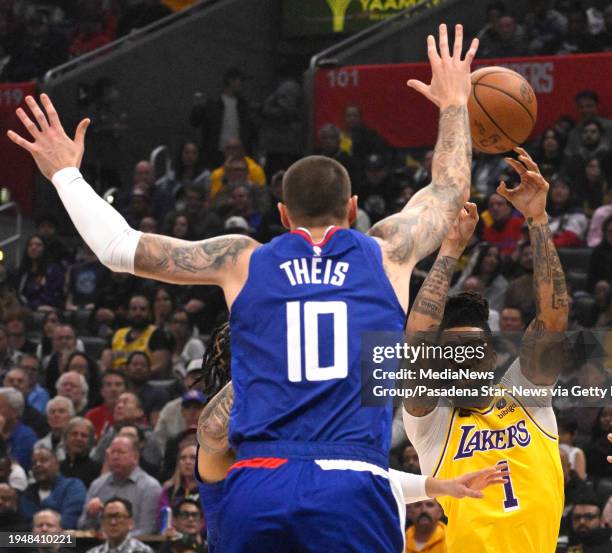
[177,511,201,519]
[572,513,599,522]
[101,513,130,522]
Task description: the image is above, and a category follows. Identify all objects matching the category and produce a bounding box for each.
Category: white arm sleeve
[388,469,430,503]
[52,167,142,273]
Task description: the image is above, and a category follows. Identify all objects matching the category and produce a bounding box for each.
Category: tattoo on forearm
[135,235,252,279]
[528,221,569,315]
[411,255,457,322]
[197,382,234,454]
[369,105,471,264]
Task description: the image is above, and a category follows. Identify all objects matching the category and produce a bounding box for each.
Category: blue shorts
[197,477,225,553]
[216,453,404,552]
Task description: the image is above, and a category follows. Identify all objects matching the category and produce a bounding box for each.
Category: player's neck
[294,224,346,243]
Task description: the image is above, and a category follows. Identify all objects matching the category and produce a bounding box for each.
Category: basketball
[468,66,538,154]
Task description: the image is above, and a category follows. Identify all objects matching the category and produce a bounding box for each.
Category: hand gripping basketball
[407,23,479,109]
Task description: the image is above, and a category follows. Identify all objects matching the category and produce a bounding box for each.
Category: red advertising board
[314,52,612,148]
[0,81,37,215]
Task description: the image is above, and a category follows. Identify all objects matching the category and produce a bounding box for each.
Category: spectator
[169,213,194,241]
[18,355,49,414]
[558,416,587,480]
[582,406,612,481]
[479,14,528,58]
[533,128,567,175]
[476,1,506,42]
[116,423,163,480]
[3,11,68,82]
[595,4,612,51]
[499,306,527,332]
[35,309,61,360]
[481,193,525,255]
[161,428,196,484]
[559,448,588,527]
[79,436,162,535]
[153,286,175,331]
[524,0,567,55]
[547,177,589,247]
[587,215,612,292]
[565,491,611,552]
[35,396,74,462]
[400,443,421,475]
[0,441,28,492]
[43,324,82,391]
[359,154,401,223]
[258,71,303,177]
[0,483,28,531]
[159,498,206,553]
[20,447,86,529]
[154,360,202,450]
[64,244,109,312]
[60,417,100,488]
[139,216,158,234]
[157,141,210,204]
[565,121,610,186]
[0,264,19,322]
[314,123,360,188]
[0,326,19,379]
[454,243,508,312]
[91,392,162,473]
[209,138,266,200]
[579,157,610,215]
[461,276,501,331]
[471,151,508,199]
[16,235,64,312]
[84,497,154,553]
[0,386,37,471]
[56,371,89,415]
[223,184,263,233]
[4,367,49,435]
[4,308,37,355]
[85,369,127,440]
[64,352,102,408]
[94,273,143,334]
[168,308,205,378]
[31,509,66,553]
[102,294,172,377]
[35,216,73,269]
[161,392,204,476]
[504,242,536,318]
[405,499,447,553]
[124,351,170,423]
[339,104,386,163]
[158,443,199,515]
[556,7,603,55]
[566,91,612,158]
[189,67,256,168]
[68,10,113,58]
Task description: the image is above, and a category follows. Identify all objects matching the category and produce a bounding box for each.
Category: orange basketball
[468,66,537,154]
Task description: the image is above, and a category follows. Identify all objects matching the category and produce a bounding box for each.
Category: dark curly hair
[439,291,492,339]
[191,322,231,398]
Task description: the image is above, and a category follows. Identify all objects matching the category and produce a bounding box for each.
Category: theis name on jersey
[454,419,531,460]
[279,258,349,287]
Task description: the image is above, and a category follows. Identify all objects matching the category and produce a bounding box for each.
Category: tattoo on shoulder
[197,382,234,454]
[369,217,416,264]
[135,235,253,277]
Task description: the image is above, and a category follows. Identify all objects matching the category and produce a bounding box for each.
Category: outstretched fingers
[438,23,450,60]
[15,107,41,140]
[40,93,62,129]
[426,33,441,67]
[452,24,463,60]
[6,129,36,152]
[464,37,479,66]
[25,95,49,131]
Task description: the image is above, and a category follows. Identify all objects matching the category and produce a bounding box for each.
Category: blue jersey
[229,227,405,467]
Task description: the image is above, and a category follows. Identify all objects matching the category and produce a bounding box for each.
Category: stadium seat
[81,337,107,360]
[557,248,592,273]
[572,296,597,328]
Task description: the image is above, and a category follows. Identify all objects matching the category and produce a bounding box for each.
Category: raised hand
[498,147,549,222]
[407,23,479,109]
[6,94,90,181]
[443,201,478,253]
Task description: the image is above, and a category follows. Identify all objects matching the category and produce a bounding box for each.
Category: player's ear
[278,203,292,230]
[347,196,358,225]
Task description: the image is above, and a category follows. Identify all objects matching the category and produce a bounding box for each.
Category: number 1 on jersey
[497,459,519,512]
[286,301,348,382]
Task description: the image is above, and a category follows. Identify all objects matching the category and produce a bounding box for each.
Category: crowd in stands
[0,1,610,552]
[0,0,197,82]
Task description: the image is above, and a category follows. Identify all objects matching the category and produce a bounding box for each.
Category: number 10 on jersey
[286,301,348,382]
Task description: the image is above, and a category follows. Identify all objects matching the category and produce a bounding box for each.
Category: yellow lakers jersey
[432,392,563,553]
[111,325,156,368]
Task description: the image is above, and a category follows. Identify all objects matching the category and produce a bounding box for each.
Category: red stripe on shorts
[228,457,289,473]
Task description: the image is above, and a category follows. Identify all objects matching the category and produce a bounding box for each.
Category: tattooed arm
[368,25,477,267]
[197,381,234,454]
[403,204,479,416]
[499,148,569,386]
[134,234,257,286]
